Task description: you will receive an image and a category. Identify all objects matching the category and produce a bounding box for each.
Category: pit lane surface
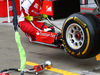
[0,17,100,75]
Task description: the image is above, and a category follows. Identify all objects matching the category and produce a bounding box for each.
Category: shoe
[53,33,63,48]
[44,27,55,32]
[25,33,34,42]
[43,22,55,32]
[44,28,52,32]
[54,33,62,45]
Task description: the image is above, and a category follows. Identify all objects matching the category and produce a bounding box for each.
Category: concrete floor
[0,0,100,75]
[0,17,100,75]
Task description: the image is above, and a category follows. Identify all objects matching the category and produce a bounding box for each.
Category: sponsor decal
[74,17,86,28]
[31,10,39,15]
[34,3,39,9]
[36,32,40,35]
[46,6,52,12]
[36,31,55,38]
[9,6,13,11]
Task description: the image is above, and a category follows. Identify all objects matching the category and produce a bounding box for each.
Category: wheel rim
[66,23,85,50]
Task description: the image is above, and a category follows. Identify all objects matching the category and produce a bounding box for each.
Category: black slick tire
[62,13,100,59]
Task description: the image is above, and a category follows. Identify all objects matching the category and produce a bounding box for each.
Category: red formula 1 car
[26,0,100,59]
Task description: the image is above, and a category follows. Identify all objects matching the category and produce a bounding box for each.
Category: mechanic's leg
[19,21,37,41]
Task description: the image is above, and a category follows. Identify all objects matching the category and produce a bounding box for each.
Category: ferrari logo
[46,6,52,12]
[36,32,40,35]
[34,3,38,9]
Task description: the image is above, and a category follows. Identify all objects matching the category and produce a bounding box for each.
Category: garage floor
[0,0,100,75]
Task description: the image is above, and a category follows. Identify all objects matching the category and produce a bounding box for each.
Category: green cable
[15,32,26,71]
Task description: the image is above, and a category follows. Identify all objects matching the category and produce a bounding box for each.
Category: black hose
[21,71,24,75]
[0,68,18,73]
[12,0,18,32]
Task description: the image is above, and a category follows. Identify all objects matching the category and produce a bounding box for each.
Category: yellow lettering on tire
[71,52,75,55]
[67,49,71,53]
[74,17,86,28]
[77,52,81,56]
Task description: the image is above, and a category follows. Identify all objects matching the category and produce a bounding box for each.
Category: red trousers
[19,20,48,40]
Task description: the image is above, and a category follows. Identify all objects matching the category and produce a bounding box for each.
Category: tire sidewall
[62,13,94,58]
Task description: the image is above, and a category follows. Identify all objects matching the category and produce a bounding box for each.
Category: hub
[75,33,81,40]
